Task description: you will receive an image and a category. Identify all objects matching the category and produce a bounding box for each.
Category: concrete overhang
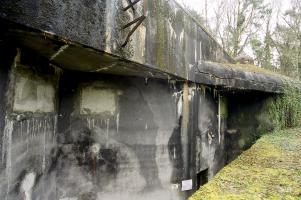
[0,20,173,79]
[0,0,297,93]
[196,62,287,93]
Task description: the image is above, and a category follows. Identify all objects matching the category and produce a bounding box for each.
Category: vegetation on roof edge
[206,61,300,84]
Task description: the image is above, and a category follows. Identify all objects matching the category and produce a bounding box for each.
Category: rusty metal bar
[123,0,142,12]
[121,15,146,47]
[122,15,145,29]
[181,81,190,179]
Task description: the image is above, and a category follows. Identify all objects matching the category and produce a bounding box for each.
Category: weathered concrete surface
[196,89,226,179]
[13,69,55,113]
[0,46,14,144]
[0,0,233,68]
[196,62,285,93]
[0,0,236,84]
[0,52,59,200]
[0,19,290,93]
[0,0,294,199]
[0,50,227,200]
[225,91,272,163]
[56,72,184,200]
[80,87,118,115]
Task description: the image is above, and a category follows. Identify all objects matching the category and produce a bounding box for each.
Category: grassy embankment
[190,127,301,200]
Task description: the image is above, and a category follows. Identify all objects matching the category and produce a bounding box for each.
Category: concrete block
[80,86,116,115]
[13,75,55,113]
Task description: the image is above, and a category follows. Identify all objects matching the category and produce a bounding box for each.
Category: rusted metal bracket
[121,0,146,47]
[121,15,146,47]
[123,0,142,12]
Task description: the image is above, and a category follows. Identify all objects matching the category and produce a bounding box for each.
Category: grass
[189,127,301,200]
[207,61,299,83]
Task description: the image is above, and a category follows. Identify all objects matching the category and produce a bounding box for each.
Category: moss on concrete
[206,61,291,78]
[190,127,301,200]
[154,0,168,71]
[219,96,228,117]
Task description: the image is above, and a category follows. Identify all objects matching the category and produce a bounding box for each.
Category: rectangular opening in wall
[197,168,208,189]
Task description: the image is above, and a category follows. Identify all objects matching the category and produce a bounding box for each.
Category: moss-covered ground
[190,127,301,200]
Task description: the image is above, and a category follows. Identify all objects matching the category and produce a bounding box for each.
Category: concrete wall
[0,0,288,196]
[0,45,14,148]
[0,0,233,82]
[196,90,226,178]
[56,72,184,200]
[0,50,59,200]
[0,1,288,93]
[0,50,228,200]
[225,92,273,163]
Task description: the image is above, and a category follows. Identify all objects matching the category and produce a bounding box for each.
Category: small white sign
[181,179,193,191]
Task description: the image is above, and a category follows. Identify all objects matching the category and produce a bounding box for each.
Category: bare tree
[250,6,274,69]
[272,0,301,78]
[213,0,267,57]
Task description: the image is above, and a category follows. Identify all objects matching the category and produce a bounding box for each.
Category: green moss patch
[190,127,301,200]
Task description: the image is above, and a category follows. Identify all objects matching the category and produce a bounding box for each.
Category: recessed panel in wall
[13,75,55,113]
[80,86,116,115]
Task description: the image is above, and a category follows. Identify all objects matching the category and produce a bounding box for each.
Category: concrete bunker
[0,48,276,199]
[0,0,290,199]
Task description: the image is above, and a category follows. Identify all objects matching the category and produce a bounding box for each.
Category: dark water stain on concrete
[168,117,184,183]
[118,83,162,192]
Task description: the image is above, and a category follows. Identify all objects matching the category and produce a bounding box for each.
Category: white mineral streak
[106,119,110,147]
[1,115,56,199]
[188,87,196,101]
[21,172,36,200]
[20,120,23,138]
[2,118,14,200]
[50,45,69,61]
[199,41,202,61]
[87,118,91,129]
[90,143,101,155]
[177,94,183,118]
[53,115,58,142]
[173,91,184,119]
[116,113,120,133]
[173,146,176,159]
[26,120,30,152]
[105,0,117,53]
[42,119,46,171]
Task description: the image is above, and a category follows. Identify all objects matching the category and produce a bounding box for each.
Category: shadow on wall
[226,91,273,163]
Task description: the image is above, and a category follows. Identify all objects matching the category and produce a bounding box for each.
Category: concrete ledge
[1,19,298,93]
[196,62,286,93]
[0,0,233,81]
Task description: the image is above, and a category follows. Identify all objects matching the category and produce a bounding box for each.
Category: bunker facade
[0,0,286,199]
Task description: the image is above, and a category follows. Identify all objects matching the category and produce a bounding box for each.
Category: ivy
[266,84,301,130]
